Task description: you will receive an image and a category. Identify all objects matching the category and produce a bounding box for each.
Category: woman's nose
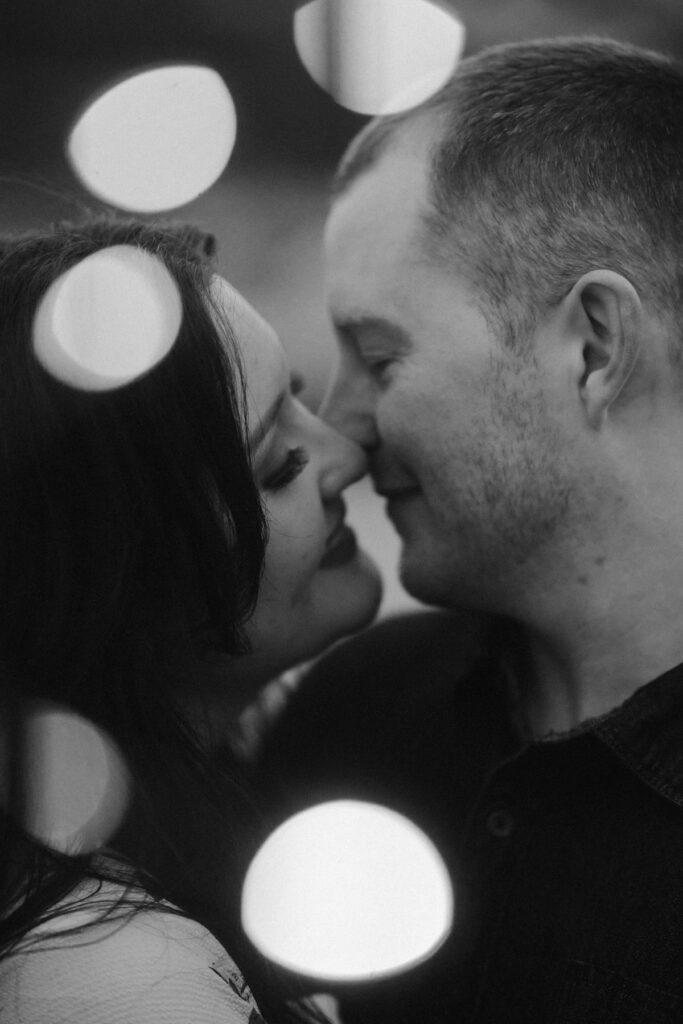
[316,419,369,501]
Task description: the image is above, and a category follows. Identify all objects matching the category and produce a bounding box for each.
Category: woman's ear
[562,270,642,429]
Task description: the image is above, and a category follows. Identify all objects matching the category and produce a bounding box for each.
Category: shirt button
[486,809,515,838]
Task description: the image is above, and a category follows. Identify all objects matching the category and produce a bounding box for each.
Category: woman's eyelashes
[262,446,310,492]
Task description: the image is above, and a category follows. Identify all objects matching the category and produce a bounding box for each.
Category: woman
[0,217,382,1022]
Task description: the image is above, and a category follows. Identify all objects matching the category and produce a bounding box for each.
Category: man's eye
[262,446,310,492]
[367,357,395,380]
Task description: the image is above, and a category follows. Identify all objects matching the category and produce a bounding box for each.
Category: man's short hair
[333,38,683,354]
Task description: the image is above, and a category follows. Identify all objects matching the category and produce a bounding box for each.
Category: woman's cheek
[262,484,327,595]
[262,522,313,598]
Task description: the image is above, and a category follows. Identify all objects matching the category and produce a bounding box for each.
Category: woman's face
[211,277,382,680]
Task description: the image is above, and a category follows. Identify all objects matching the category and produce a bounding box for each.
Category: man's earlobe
[566,271,642,429]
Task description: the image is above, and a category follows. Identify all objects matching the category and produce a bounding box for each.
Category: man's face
[322,131,573,611]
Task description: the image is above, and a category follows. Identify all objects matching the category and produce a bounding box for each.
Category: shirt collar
[494,618,683,807]
[591,659,683,808]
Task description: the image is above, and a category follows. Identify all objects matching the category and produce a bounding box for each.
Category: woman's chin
[307,547,384,652]
[259,551,381,660]
[351,547,384,625]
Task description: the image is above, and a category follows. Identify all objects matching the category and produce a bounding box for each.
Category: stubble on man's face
[384,340,574,612]
[325,127,576,613]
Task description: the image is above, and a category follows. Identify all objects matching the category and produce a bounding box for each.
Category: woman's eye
[262,446,310,492]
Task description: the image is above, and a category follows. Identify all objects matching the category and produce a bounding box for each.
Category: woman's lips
[320,523,358,569]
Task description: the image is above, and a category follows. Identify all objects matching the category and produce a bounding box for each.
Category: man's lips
[375,484,421,501]
[375,485,421,531]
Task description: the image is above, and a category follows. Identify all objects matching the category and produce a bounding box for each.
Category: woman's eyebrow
[249,390,286,451]
[250,372,307,451]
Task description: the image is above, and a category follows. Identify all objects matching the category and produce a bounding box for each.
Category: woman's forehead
[209,274,287,418]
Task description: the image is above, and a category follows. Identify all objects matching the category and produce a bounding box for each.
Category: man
[261,38,683,1021]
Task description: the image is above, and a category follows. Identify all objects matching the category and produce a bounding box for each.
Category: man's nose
[319,358,379,451]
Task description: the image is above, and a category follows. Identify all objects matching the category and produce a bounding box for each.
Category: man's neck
[510,533,683,739]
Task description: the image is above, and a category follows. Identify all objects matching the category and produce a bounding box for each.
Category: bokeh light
[67,65,237,212]
[242,800,453,982]
[293,0,465,116]
[21,703,130,856]
[33,244,182,391]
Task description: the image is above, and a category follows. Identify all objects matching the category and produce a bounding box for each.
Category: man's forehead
[324,139,434,321]
[328,136,431,238]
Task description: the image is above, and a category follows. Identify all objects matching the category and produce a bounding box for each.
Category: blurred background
[2,0,682,615]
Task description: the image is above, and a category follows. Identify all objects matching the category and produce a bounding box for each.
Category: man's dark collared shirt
[260,612,683,1023]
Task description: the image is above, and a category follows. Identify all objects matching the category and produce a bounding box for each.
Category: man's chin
[398,549,457,609]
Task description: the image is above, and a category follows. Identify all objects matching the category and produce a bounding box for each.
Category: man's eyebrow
[332,315,413,349]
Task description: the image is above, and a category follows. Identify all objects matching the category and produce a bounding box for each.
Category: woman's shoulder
[0,879,264,1024]
[263,608,495,749]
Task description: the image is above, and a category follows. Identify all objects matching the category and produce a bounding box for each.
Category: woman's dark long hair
[0,218,319,1022]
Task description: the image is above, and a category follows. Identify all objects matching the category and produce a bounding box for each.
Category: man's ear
[562,270,642,429]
